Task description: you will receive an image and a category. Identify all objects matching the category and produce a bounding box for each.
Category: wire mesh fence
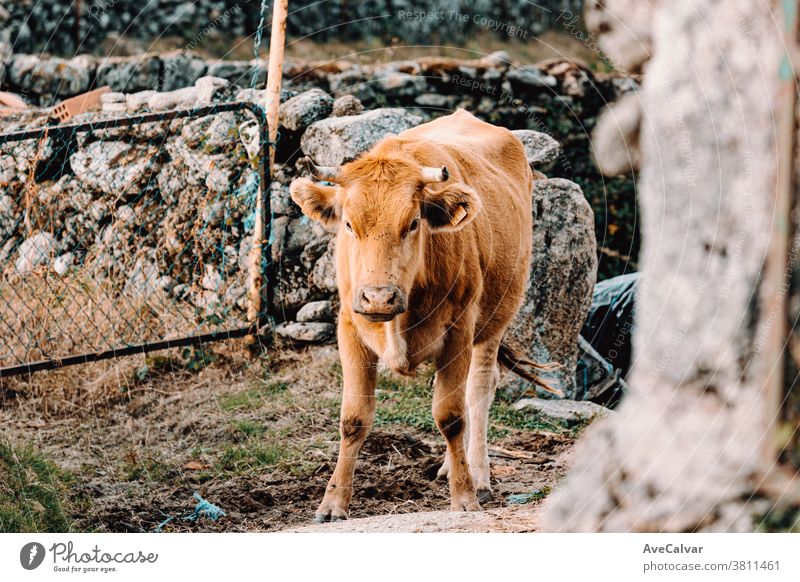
[0,101,270,377]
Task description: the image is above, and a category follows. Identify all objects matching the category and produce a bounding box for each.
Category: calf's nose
[354,285,406,316]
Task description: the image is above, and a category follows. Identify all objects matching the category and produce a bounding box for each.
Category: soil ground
[0,342,581,532]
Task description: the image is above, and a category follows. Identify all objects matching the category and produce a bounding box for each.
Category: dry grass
[0,266,248,380]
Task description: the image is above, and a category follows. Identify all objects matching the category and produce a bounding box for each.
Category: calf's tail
[497,341,563,397]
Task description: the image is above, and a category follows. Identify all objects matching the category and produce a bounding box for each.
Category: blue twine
[187,492,227,521]
[251,0,271,89]
[153,492,226,532]
[507,490,546,505]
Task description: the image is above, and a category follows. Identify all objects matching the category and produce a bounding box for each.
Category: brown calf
[290,109,556,522]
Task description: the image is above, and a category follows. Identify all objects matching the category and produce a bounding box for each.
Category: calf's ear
[422,182,483,232]
[290,178,339,229]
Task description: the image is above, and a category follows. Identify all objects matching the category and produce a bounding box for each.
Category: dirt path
[288,506,545,533]
[0,343,579,532]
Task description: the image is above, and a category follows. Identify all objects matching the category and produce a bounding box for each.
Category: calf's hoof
[435,459,449,481]
[313,512,347,523]
[313,497,348,523]
[476,488,493,504]
[451,495,482,512]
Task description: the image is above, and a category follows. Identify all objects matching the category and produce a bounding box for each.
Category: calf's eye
[345,221,353,232]
[409,219,419,232]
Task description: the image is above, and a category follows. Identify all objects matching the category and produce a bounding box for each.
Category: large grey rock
[296,300,335,323]
[124,256,161,301]
[328,69,377,105]
[505,178,597,398]
[311,239,338,293]
[276,321,335,343]
[160,51,208,91]
[511,130,561,170]
[513,398,611,427]
[332,95,364,117]
[147,76,228,110]
[16,231,59,275]
[507,65,558,90]
[301,108,422,166]
[8,54,92,101]
[374,71,427,98]
[95,55,161,93]
[205,60,254,85]
[70,141,161,196]
[279,88,333,131]
[269,182,294,215]
[181,111,239,152]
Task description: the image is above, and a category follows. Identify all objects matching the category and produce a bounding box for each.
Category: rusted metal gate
[0,101,272,377]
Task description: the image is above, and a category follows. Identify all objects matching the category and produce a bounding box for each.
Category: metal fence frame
[0,101,272,378]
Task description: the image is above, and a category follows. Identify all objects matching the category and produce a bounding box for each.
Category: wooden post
[265,0,289,170]
[246,0,288,343]
[74,0,82,51]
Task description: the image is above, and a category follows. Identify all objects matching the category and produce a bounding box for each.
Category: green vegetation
[229,419,267,439]
[0,440,72,532]
[374,368,570,440]
[488,400,564,440]
[375,369,436,432]
[218,379,290,411]
[219,441,289,472]
[122,450,172,482]
[217,427,312,476]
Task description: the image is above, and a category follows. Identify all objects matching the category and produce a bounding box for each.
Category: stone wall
[0,53,613,395]
[0,51,638,281]
[0,1,584,56]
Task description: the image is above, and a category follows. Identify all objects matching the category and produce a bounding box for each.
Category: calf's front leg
[314,317,377,522]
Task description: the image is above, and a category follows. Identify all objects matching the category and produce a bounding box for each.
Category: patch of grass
[218,427,311,476]
[488,401,564,441]
[121,450,172,482]
[373,368,572,439]
[220,442,288,472]
[0,440,72,532]
[375,370,435,432]
[229,420,266,439]
[218,379,290,411]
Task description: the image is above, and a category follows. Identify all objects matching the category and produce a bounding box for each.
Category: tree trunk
[542,0,795,532]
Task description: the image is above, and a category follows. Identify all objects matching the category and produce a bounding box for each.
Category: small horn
[420,166,449,184]
[299,157,341,181]
[313,165,341,181]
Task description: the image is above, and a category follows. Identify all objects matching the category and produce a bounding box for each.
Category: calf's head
[290,149,482,322]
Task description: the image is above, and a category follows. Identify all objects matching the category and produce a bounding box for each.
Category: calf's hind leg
[433,327,481,511]
[314,318,377,522]
[434,338,500,502]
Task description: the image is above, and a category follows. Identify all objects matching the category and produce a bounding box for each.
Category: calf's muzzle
[353,285,407,321]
